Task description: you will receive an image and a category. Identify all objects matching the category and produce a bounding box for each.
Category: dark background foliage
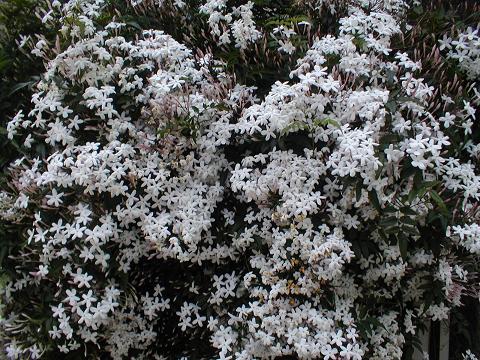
[0,0,479,359]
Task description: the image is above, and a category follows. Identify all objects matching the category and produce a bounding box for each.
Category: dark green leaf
[429,190,447,213]
[368,190,381,212]
[398,233,408,260]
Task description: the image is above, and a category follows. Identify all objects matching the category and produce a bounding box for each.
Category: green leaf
[378,228,388,240]
[368,190,381,212]
[280,121,309,137]
[408,180,440,204]
[402,225,419,236]
[400,207,417,216]
[313,118,340,129]
[407,189,418,204]
[380,216,398,228]
[352,37,366,50]
[214,103,229,111]
[125,21,142,31]
[429,190,447,214]
[413,170,423,188]
[384,205,397,213]
[384,226,400,234]
[385,101,397,113]
[355,181,362,202]
[7,80,35,96]
[398,233,408,260]
[401,216,417,227]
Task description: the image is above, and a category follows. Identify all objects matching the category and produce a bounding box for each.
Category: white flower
[46,188,64,207]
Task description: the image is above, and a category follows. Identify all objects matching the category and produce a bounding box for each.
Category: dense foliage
[0,0,479,359]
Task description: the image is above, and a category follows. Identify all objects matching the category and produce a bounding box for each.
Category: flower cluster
[440,26,480,80]
[1,0,479,359]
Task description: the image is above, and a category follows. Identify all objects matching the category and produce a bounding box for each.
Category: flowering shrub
[0,0,479,359]
[440,26,480,81]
